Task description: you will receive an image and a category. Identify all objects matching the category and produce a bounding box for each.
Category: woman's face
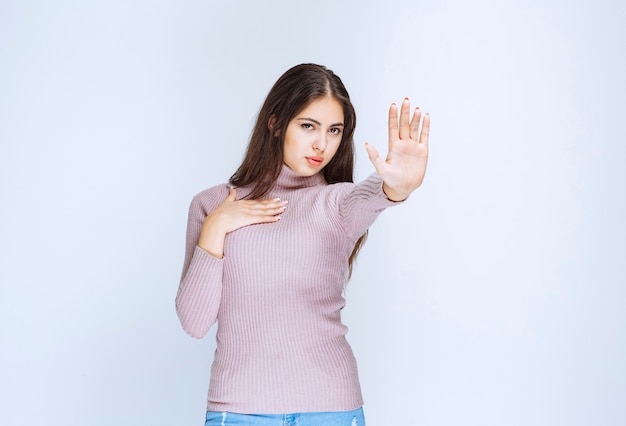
[282,97,344,177]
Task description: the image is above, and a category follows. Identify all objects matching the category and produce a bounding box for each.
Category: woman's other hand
[198,188,287,258]
[365,98,430,201]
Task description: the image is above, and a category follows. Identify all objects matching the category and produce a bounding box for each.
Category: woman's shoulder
[189,182,231,211]
[316,179,353,195]
[315,180,357,208]
[194,182,230,198]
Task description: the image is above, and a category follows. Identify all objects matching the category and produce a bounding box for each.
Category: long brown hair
[230,63,367,279]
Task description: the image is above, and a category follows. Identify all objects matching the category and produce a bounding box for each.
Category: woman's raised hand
[365,98,430,201]
[197,188,287,258]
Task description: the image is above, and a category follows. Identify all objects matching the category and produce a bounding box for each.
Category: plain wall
[1,0,624,425]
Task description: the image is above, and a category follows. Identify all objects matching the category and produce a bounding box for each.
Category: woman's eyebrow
[296,117,344,127]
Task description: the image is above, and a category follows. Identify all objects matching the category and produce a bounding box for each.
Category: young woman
[176,63,430,426]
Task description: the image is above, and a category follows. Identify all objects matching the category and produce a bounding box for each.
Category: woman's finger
[388,102,398,144]
[399,98,411,140]
[419,113,431,148]
[409,107,422,141]
[240,200,287,217]
[364,142,385,176]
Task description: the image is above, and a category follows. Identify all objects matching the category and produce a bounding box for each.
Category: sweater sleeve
[175,186,228,339]
[337,173,403,241]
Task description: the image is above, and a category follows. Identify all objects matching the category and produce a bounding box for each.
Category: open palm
[365,98,430,201]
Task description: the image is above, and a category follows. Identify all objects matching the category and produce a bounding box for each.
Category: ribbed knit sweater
[175,165,399,414]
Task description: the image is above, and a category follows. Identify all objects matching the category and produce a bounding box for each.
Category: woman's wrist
[198,220,227,259]
[382,182,410,202]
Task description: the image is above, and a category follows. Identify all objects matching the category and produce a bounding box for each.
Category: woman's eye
[330,127,342,135]
[301,123,314,130]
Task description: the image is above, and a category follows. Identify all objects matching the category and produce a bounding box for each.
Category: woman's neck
[274,163,325,190]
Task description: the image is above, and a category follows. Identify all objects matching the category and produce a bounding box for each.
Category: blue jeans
[204,407,365,425]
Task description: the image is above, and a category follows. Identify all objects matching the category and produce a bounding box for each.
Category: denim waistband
[205,407,365,426]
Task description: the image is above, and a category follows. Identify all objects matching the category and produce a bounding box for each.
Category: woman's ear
[268,115,280,136]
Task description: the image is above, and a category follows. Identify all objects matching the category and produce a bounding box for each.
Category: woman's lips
[306,156,323,166]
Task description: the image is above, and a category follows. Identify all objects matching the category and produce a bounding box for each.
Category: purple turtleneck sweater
[176,166,399,414]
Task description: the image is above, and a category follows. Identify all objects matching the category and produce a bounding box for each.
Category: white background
[1,0,624,425]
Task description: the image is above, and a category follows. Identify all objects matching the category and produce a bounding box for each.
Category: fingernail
[273,198,281,201]
[404,97,409,101]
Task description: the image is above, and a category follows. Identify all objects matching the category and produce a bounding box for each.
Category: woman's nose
[312,133,327,152]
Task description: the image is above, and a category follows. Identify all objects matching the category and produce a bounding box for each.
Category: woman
[176,63,430,426]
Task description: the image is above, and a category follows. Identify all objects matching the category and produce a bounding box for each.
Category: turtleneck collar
[274,163,326,190]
